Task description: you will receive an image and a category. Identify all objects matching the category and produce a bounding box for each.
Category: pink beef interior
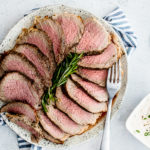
[19,46,46,77]
[4,80,37,107]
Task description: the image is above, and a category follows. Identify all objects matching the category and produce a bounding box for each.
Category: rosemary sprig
[42,53,83,112]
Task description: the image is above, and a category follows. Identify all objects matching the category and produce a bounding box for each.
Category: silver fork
[100,60,121,150]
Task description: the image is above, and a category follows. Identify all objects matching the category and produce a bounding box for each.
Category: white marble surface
[0,0,150,150]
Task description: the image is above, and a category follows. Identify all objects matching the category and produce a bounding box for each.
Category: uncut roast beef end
[46,104,88,135]
[66,78,107,113]
[0,72,41,110]
[53,13,84,53]
[78,43,117,69]
[71,74,108,102]
[35,16,65,64]
[1,102,37,121]
[56,87,101,125]
[17,28,56,74]
[73,17,110,54]
[38,110,69,141]
[14,44,52,87]
[77,68,108,87]
[0,52,44,96]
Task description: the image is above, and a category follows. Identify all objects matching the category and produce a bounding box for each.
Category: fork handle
[100,98,112,150]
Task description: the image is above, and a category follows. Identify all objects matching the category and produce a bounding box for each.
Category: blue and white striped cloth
[0,6,137,150]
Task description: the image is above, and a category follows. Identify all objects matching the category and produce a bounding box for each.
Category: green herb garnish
[148,115,150,118]
[136,130,140,133]
[144,118,147,120]
[42,53,83,112]
[144,132,150,136]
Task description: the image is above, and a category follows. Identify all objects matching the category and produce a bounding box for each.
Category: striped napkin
[0,6,137,150]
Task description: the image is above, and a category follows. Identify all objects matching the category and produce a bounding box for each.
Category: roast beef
[78,43,117,69]
[0,72,41,110]
[38,110,69,141]
[66,78,107,113]
[73,17,110,54]
[53,13,84,52]
[1,102,37,121]
[71,74,108,102]
[46,104,88,135]
[56,87,100,125]
[35,16,65,64]
[77,68,107,87]
[14,44,52,87]
[7,114,61,143]
[17,28,56,74]
[0,52,44,96]
[7,114,41,140]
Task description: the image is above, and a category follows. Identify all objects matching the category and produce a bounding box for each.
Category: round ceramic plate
[0,4,128,149]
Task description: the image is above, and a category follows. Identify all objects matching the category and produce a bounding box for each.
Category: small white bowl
[126,93,150,148]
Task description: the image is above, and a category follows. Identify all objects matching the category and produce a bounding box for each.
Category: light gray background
[0,0,150,150]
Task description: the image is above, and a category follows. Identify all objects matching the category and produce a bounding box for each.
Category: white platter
[0,4,128,149]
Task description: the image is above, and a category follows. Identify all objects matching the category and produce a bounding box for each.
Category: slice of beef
[56,87,100,125]
[38,110,69,141]
[17,28,56,74]
[71,74,108,102]
[1,102,37,121]
[14,44,52,87]
[7,114,41,141]
[0,52,44,96]
[66,78,107,113]
[72,17,110,54]
[53,13,84,52]
[46,104,88,135]
[7,113,61,143]
[77,68,107,87]
[78,43,117,69]
[0,72,41,110]
[35,16,65,64]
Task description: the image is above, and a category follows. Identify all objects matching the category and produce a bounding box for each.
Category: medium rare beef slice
[1,102,37,121]
[77,68,108,87]
[0,72,41,110]
[38,110,69,141]
[56,87,100,125]
[73,17,110,54]
[0,52,44,96]
[35,16,65,64]
[71,74,108,102]
[66,78,107,113]
[78,43,117,69]
[14,45,52,87]
[17,28,56,73]
[46,104,88,135]
[53,13,84,53]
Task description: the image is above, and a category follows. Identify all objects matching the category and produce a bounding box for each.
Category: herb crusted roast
[0,11,123,144]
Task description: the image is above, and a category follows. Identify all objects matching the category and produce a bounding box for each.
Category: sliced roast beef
[14,44,52,87]
[1,102,37,121]
[53,13,84,52]
[0,72,41,110]
[73,17,110,54]
[77,68,107,87]
[7,114,61,143]
[35,16,65,64]
[38,110,69,141]
[71,74,108,102]
[66,78,107,113]
[46,104,88,135]
[78,43,117,69]
[7,114,41,140]
[0,52,44,96]
[17,28,56,74]
[56,87,100,125]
